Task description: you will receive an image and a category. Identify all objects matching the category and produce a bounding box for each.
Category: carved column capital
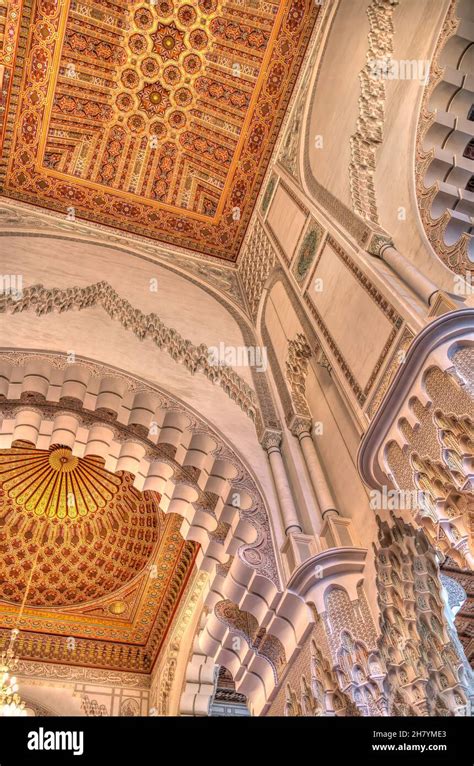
[366,231,395,258]
[260,428,282,452]
[288,415,313,438]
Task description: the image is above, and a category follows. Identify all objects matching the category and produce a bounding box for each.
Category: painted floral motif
[293,223,324,283]
[152,22,186,62]
[139,83,171,117]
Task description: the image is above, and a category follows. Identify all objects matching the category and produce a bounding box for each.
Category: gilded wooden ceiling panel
[0,0,318,260]
[0,443,197,672]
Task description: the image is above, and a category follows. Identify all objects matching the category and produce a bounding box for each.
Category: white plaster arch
[0,352,329,712]
[0,351,283,583]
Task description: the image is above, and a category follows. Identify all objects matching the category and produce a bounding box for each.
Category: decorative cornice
[13,660,151,689]
[0,201,246,309]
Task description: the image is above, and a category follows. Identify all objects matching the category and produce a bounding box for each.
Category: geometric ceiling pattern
[0,0,318,260]
[0,442,197,672]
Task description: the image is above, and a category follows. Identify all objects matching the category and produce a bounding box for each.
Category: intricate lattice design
[0,1,23,151]
[321,584,387,716]
[375,515,472,716]
[0,443,161,607]
[385,366,474,568]
[441,560,473,667]
[0,0,318,260]
[450,344,474,398]
[238,219,276,320]
[269,620,360,717]
[291,640,361,717]
[332,632,387,716]
[0,437,198,673]
[285,333,312,421]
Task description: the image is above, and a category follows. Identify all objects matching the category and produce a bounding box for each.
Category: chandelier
[0,628,26,716]
[0,544,41,717]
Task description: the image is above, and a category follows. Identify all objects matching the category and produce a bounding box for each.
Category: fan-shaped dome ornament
[0,442,162,607]
[0,444,121,519]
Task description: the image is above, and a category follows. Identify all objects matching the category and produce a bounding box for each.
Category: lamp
[0,628,26,716]
[0,545,41,716]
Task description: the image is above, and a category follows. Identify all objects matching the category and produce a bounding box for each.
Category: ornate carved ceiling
[0,0,318,260]
[0,442,197,672]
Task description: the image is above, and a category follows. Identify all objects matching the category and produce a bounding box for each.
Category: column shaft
[266,445,302,535]
[297,431,338,518]
[381,245,438,306]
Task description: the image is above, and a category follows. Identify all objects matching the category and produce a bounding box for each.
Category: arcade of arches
[0,0,472,718]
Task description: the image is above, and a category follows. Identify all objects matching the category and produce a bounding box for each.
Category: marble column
[262,430,302,535]
[368,234,438,306]
[291,418,339,520]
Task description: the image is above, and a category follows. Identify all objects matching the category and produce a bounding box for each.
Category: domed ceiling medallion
[0,444,121,520]
[0,442,198,672]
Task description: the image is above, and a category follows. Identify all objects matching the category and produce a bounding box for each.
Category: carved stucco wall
[385,363,473,569]
[267,629,357,717]
[266,583,383,717]
[9,661,150,717]
[302,0,457,293]
[375,515,472,716]
[0,230,285,547]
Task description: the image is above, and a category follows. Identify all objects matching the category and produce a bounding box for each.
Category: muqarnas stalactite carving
[375,514,472,716]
